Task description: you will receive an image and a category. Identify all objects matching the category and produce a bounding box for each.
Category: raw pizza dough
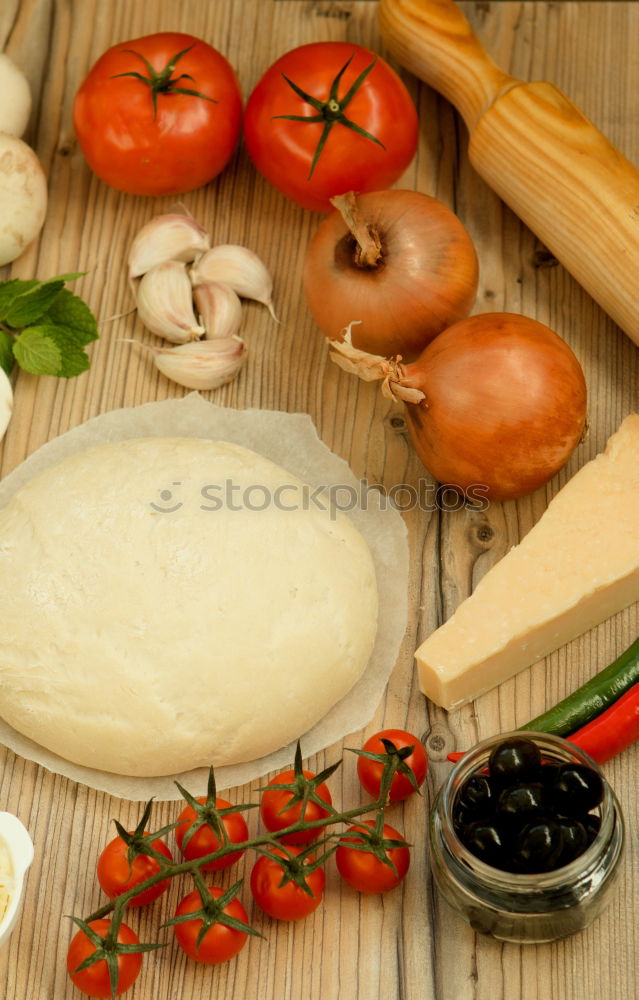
[0,437,378,776]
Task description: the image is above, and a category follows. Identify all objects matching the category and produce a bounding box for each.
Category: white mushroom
[0,134,47,266]
[0,54,31,137]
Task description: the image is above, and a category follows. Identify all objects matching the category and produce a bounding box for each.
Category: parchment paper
[0,394,408,800]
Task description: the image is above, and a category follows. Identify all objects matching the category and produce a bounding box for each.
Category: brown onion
[329,313,587,501]
[304,190,479,361]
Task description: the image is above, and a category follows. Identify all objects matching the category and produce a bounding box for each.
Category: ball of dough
[0,438,378,776]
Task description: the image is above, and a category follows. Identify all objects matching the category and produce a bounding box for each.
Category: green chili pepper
[521,636,639,737]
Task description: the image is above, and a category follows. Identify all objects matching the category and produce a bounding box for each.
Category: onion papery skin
[398,313,588,502]
[304,190,479,361]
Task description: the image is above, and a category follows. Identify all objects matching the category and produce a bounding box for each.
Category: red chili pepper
[446,684,639,766]
[566,683,639,764]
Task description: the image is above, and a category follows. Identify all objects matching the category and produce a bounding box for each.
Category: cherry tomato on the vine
[259,768,332,845]
[357,729,428,803]
[244,42,418,212]
[250,847,325,920]
[336,820,410,894]
[172,886,250,964]
[96,832,173,907]
[66,918,143,998]
[175,796,249,870]
[73,32,242,195]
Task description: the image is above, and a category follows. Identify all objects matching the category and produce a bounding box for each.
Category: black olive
[539,761,562,786]
[511,818,564,873]
[488,738,542,784]
[459,820,507,867]
[495,782,547,830]
[453,801,474,836]
[550,764,604,816]
[555,818,589,867]
[583,813,602,846]
[456,774,495,820]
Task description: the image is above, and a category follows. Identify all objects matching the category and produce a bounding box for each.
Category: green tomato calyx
[111,44,218,120]
[273,53,386,180]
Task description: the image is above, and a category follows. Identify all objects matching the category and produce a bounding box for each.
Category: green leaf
[37,325,91,378]
[0,330,14,376]
[13,327,62,375]
[5,280,65,328]
[43,288,99,345]
[0,279,39,322]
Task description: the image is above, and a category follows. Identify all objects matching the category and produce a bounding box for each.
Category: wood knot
[389,415,406,430]
[533,248,559,269]
[475,524,494,544]
[311,1,352,19]
[424,722,455,761]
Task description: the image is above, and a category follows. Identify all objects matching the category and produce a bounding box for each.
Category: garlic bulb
[150,337,247,390]
[194,281,243,340]
[0,368,12,442]
[189,245,277,320]
[128,213,211,281]
[136,261,205,343]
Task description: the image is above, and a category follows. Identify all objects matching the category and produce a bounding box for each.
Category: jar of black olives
[429,732,624,943]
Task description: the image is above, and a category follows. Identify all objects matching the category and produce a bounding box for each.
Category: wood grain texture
[0,2,637,999]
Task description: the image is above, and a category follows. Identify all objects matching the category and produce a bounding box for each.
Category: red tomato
[172,886,249,964]
[96,832,172,907]
[259,768,332,845]
[357,729,428,803]
[73,32,242,195]
[66,918,142,998]
[336,821,410,894]
[244,41,418,212]
[175,796,248,870]
[250,847,325,920]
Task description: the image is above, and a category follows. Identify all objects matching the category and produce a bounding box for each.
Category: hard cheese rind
[416,414,639,710]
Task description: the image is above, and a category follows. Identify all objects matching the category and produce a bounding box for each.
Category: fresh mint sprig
[0,273,99,378]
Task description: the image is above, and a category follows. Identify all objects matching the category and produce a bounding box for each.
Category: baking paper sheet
[0,394,408,799]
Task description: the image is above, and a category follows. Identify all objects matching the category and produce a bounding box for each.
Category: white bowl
[0,812,34,947]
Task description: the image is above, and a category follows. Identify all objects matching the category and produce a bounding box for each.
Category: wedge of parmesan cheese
[416,414,639,710]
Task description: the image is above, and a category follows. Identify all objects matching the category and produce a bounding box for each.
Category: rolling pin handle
[378,0,517,131]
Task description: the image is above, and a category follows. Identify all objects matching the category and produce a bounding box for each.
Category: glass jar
[429,731,625,944]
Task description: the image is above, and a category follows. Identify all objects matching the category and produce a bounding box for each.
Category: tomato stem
[273,54,386,180]
[111,44,217,121]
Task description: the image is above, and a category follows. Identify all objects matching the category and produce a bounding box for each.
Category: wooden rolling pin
[378,0,639,346]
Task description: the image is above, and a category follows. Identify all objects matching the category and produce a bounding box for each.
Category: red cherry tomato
[66,918,142,998]
[250,847,325,920]
[244,41,418,212]
[96,832,172,907]
[73,32,242,195]
[172,886,249,964]
[259,768,332,845]
[336,820,410,894]
[175,796,249,870]
[357,729,428,802]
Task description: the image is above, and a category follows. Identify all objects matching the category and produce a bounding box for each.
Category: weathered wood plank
[0,3,636,999]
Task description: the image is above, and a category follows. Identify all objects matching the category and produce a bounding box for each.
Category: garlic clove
[193,281,243,340]
[0,368,13,442]
[150,337,247,390]
[135,260,205,343]
[128,213,211,281]
[189,244,278,320]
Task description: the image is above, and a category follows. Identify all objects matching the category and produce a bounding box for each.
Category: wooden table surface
[0,1,637,998]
